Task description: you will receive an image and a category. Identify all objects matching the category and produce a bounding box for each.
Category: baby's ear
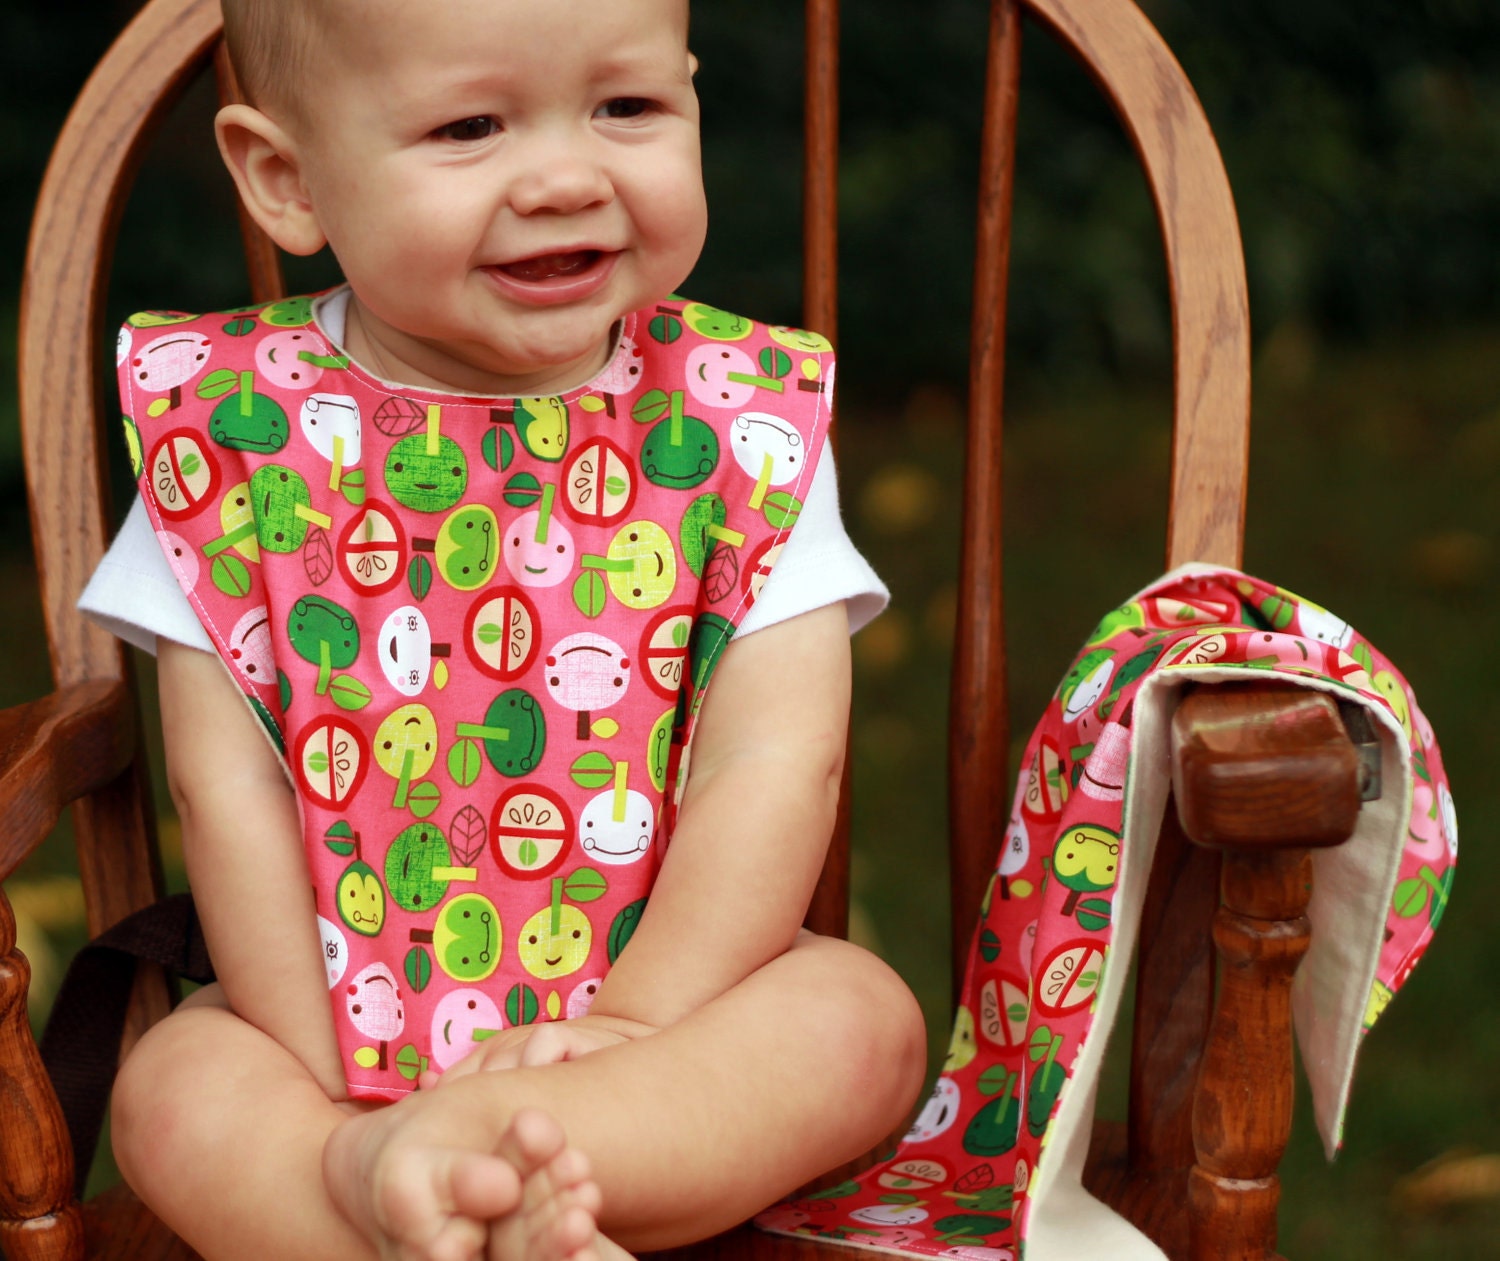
[214,104,327,257]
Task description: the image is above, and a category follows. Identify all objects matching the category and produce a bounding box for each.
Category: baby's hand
[420,1014,658,1089]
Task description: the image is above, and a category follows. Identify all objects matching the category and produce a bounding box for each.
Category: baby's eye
[435,116,500,142]
[596,97,651,120]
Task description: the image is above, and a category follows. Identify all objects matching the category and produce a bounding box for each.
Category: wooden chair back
[2,2,1332,1259]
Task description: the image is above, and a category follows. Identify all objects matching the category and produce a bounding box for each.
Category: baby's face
[292,0,705,397]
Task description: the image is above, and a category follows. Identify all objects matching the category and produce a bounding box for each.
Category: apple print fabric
[758,567,1452,1259]
[120,291,833,1100]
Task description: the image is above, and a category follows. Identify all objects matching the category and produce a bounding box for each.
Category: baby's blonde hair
[219,0,322,117]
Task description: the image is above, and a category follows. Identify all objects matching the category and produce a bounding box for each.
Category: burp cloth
[758,566,1452,1258]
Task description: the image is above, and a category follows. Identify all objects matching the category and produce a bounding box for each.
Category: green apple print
[200,368,289,453]
[249,464,318,553]
[1053,824,1120,919]
[384,821,453,912]
[681,302,754,342]
[336,860,386,937]
[1058,648,1114,722]
[431,504,497,591]
[456,688,546,778]
[123,415,144,478]
[963,1067,1021,1156]
[1026,1026,1067,1136]
[635,390,719,490]
[373,703,439,811]
[512,397,569,462]
[686,613,735,697]
[412,892,501,983]
[289,594,360,695]
[1097,641,1165,719]
[1084,601,1145,647]
[517,872,608,981]
[260,296,315,327]
[385,406,467,512]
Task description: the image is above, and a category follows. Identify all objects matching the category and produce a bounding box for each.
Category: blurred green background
[3,1,1498,1256]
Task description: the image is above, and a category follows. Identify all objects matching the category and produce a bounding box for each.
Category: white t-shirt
[80,290,887,653]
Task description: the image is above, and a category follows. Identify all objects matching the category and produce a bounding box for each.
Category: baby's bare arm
[587,602,850,1029]
[157,640,346,1097]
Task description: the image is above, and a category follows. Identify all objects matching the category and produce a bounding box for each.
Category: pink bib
[120,291,833,1099]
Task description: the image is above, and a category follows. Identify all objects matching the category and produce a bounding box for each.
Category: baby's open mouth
[499,250,601,283]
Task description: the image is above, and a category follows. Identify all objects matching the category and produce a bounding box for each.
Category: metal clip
[1338,700,1382,802]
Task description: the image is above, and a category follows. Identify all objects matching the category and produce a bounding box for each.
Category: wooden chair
[0,0,1363,1258]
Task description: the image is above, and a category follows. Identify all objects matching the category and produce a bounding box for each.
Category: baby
[81,0,927,1259]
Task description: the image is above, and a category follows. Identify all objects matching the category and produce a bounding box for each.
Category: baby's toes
[377,1146,522,1260]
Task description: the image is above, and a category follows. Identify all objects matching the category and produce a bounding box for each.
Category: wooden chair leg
[1186,847,1310,1261]
[0,889,85,1261]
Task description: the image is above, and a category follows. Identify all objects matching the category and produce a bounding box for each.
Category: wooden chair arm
[0,679,136,884]
[1171,683,1362,852]
[1169,683,1362,1261]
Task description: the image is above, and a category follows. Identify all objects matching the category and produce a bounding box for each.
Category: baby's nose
[508,136,613,216]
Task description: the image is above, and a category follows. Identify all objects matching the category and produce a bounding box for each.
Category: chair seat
[82,1184,200,1261]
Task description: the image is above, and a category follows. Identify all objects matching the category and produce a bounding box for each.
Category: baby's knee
[802,939,928,1118]
[111,1005,224,1194]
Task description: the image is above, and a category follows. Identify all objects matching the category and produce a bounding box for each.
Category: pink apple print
[116,325,132,368]
[567,975,604,1018]
[594,333,644,396]
[1080,720,1129,801]
[686,344,760,409]
[429,987,504,1070]
[132,330,212,398]
[1406,782,1448,862]
[256,327,333,390]
[228,605,276,685]
[1440,783,1458,858]
[157,528,199,593]
[346,961,404,1070]
[864,1227,927,1250]
[504,506,575,588]
[544,632,630,721]
[754,1206,810,1234]
[1018,919,1038,972]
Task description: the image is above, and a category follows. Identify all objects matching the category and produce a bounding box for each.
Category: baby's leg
[325,933,926,1254]
[111,988,604,1261]
[115,934,922,1258]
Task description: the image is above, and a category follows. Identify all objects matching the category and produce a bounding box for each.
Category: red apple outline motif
[295,714,370,810]
[148,428,222,521]
[490,784,574,880]
[463,587,542,681]
[339,501,408,596]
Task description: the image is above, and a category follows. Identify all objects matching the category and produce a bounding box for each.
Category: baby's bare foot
[325,1099,590,1261]
[486,1110,614,1261]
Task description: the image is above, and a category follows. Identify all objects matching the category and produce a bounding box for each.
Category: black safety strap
[38,892,214,1198]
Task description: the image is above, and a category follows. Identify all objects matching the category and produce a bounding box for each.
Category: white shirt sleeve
[79,437,885,653]
[77,493,213,655]
[736,440,888,637]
